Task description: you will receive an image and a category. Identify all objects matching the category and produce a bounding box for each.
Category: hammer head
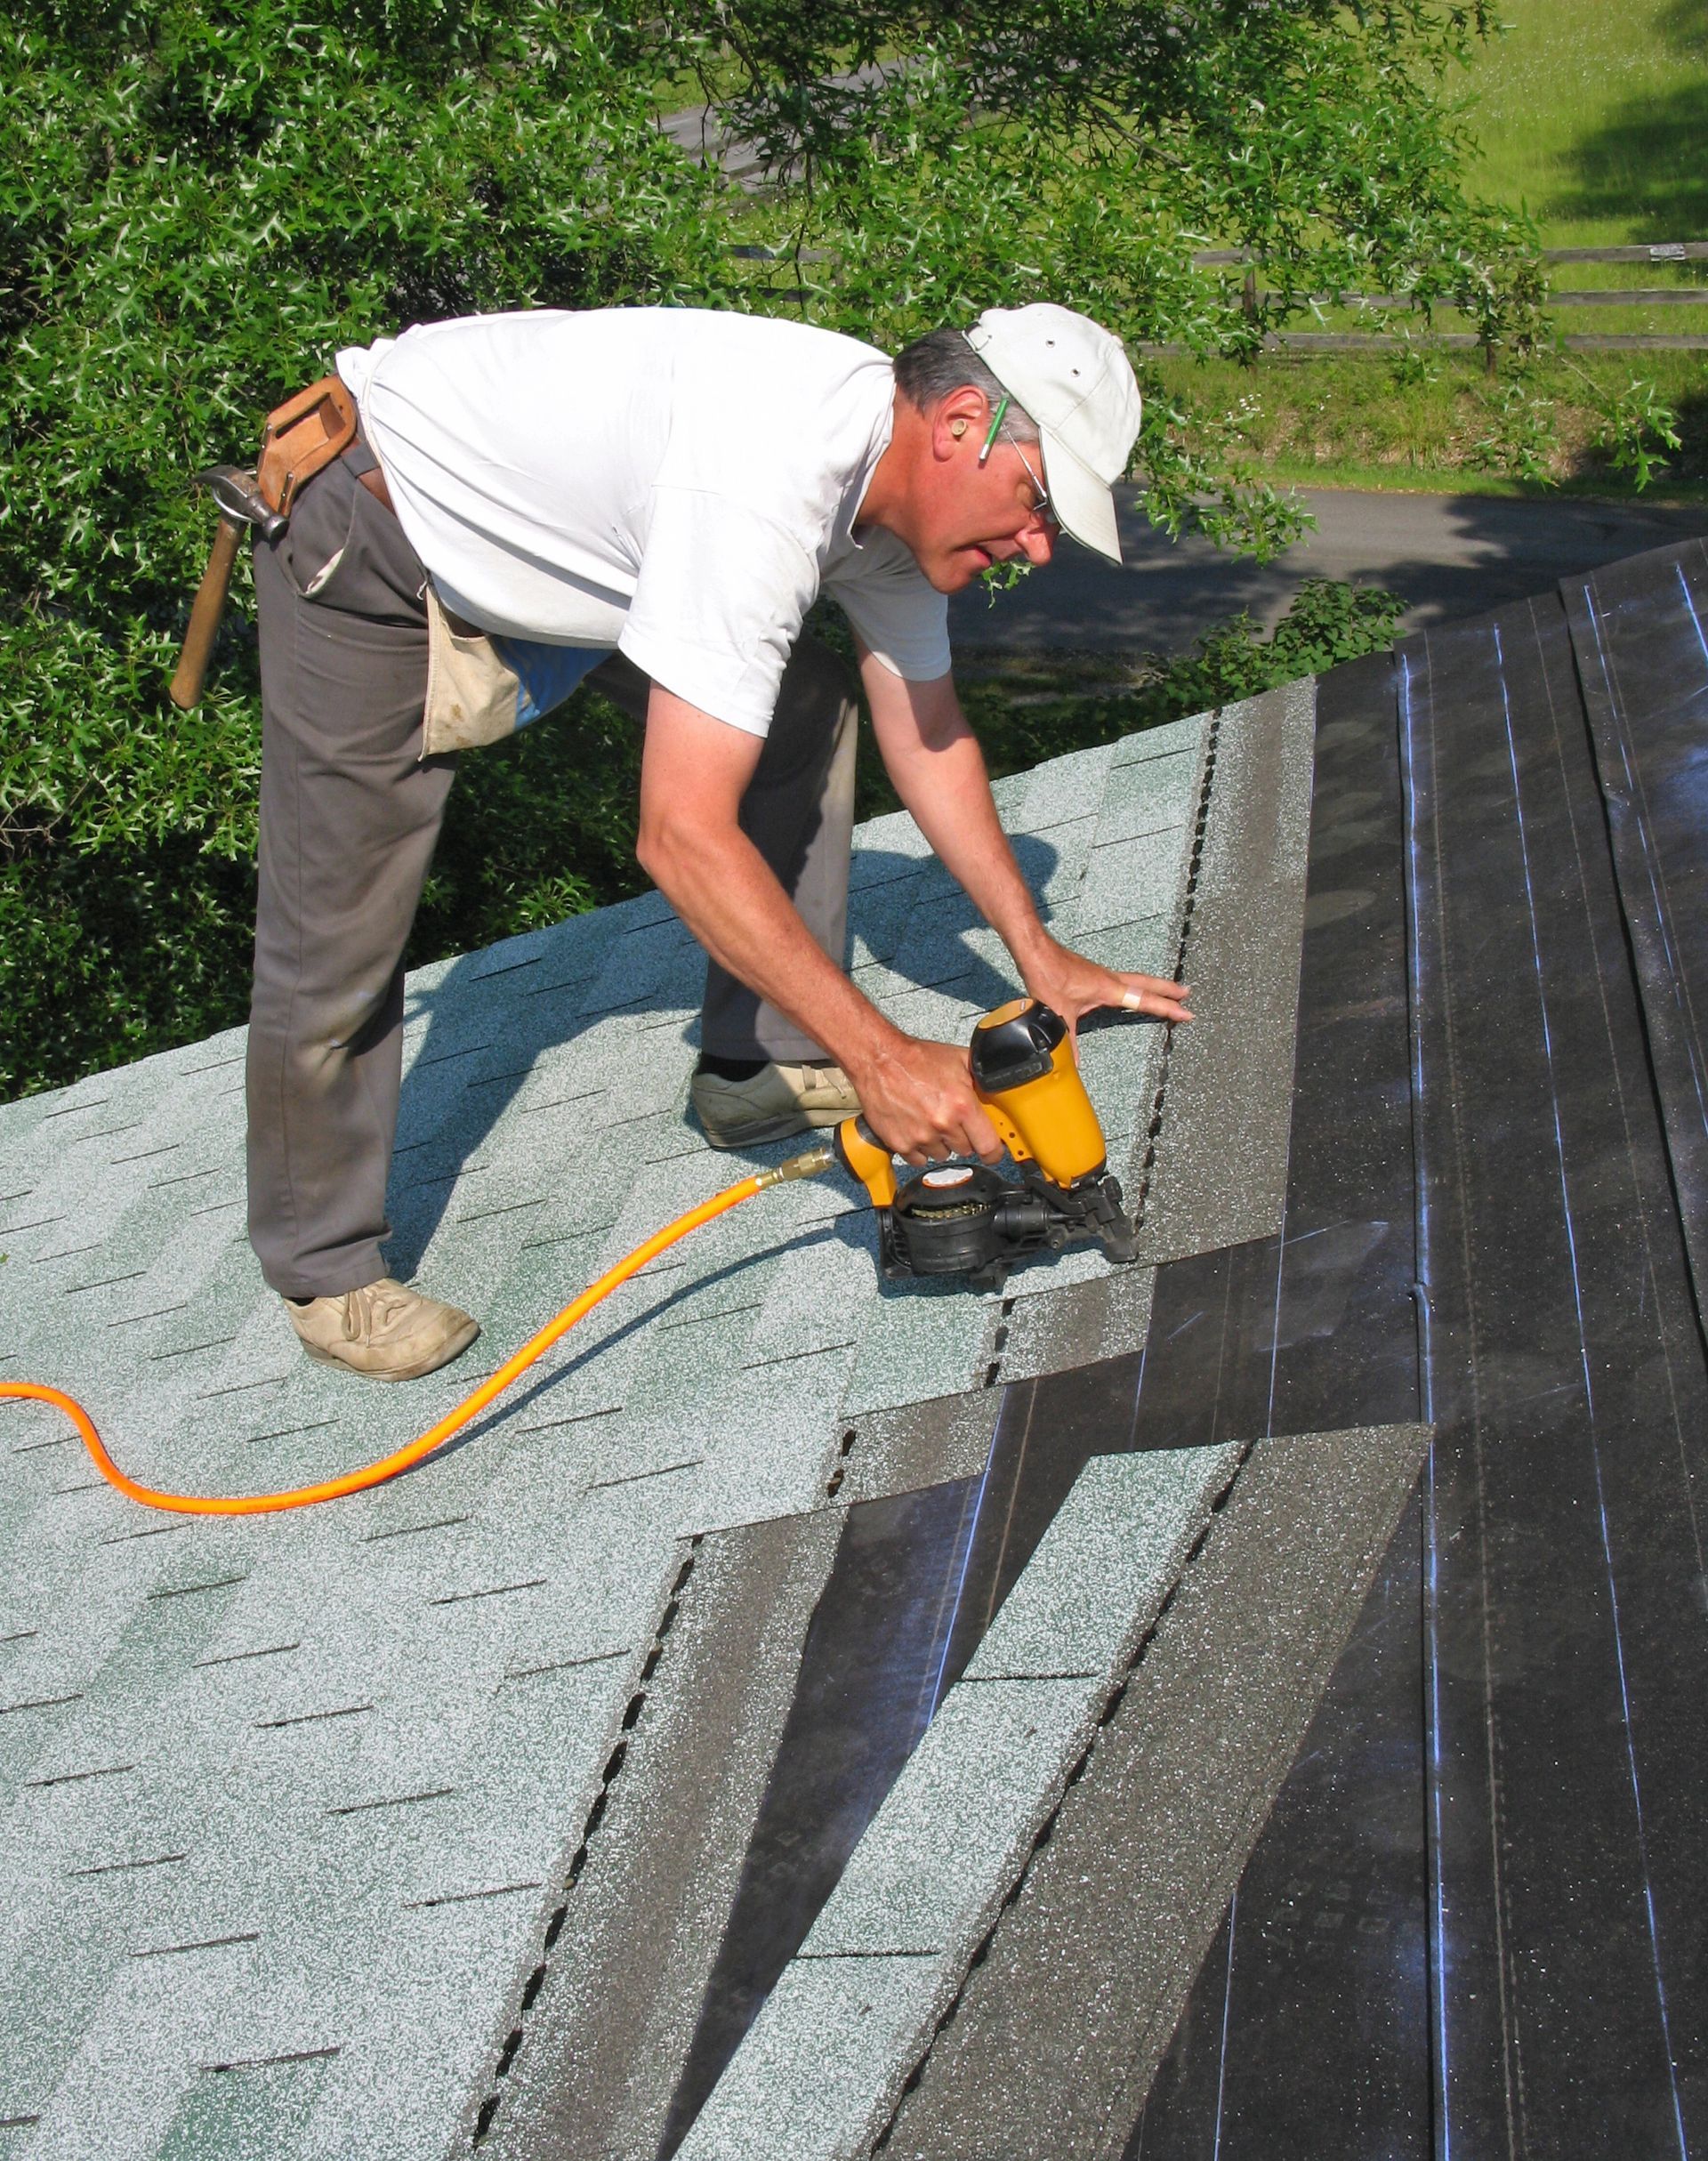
[194,464,287,543]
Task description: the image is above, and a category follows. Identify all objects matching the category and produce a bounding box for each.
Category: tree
[664,0,1544,546]
[0,0,1529,1096]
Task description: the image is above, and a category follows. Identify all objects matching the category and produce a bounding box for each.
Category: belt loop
[342,421,395,516]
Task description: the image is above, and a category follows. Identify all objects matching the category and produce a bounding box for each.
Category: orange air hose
[0,1146,834,1518]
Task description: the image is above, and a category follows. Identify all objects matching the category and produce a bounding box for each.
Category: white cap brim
[1040,429,1124,564]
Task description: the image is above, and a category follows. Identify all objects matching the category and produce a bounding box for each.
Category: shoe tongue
[346,1280,405,1338]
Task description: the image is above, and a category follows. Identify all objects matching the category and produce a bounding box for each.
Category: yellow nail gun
[833,998,1139,1291]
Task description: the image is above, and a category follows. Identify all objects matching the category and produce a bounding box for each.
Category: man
[248,301,1193,1381]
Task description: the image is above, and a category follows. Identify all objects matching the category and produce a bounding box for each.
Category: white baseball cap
[964,303,1142,564]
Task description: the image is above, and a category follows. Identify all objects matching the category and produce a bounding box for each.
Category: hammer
[168,466,286,712]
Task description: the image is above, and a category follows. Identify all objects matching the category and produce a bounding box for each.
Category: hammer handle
[168,514,243,711]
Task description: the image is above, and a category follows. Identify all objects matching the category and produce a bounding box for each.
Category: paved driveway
[948,485,1708,653]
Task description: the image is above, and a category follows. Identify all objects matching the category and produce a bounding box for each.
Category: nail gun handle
[834,1117,898,1210]
[977,1098,1030,1165]
[169,514,243,711]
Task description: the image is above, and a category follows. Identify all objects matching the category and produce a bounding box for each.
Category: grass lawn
[1154,347,1708,504]
[1174,2,1708,504]
[1460,0,1708,248]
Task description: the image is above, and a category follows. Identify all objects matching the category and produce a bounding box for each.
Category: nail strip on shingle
[27,1762,136,1788]
[454,1197,546,1225]
[519,1085,608,1114]
[195,1642,299,1669]
[246,1417,338,1447]
[130,1931,260,1960]
[404,1881,543,1911]
[504,1647,631,1682]
[68,1852,188,1878]
[586,1457,701,1493]
[361,1515,471,1544]
[427,1579,547,1607]
[149,1334,240,1361]
[198,1373,291,1400]
[256,1705,373,1730]
[327,1787,455,1817]
[204,2046,342,2073]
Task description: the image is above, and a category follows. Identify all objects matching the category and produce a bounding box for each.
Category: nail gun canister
[970,999,1109,1189]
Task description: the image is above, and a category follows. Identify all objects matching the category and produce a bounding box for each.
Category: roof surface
[6,533,1704,2159]
[2,705,1322,2160]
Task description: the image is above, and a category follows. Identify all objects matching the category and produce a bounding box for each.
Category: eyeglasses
[977,395,1054,528]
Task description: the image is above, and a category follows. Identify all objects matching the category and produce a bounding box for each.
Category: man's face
[906,395,1059,593]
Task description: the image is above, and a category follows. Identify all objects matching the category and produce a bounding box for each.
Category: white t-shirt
[335,308,952,737]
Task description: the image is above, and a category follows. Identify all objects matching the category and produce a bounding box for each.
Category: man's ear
[931,385,990,461]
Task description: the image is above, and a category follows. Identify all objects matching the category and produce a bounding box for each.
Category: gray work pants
[246,454,858,1299]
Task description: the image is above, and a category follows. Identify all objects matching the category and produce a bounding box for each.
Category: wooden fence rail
[729,242,1708,354]
[1191,241,1708,266]
[1184,241,1708,355]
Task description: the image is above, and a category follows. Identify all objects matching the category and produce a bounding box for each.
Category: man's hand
[843,1034,1003,1167]
[1019,932,1193,1038]
[636,684,1004,1166]
[859,660,1192,1044]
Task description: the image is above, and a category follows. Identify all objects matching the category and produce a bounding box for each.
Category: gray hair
[892,327,1040,440]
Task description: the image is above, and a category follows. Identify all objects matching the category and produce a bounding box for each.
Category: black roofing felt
[1123,551,1708,2158]
[1400,573,1708,2157]
[545,541,1708,2158]
[1565,538,1708,1318]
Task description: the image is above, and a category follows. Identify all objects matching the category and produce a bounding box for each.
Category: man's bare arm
[636,682,1001,1162]
[859,653,1193,1033]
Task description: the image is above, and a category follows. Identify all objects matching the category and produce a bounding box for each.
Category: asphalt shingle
[0,722,1209,2157]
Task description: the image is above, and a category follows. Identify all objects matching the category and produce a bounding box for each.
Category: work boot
[689,1057,860,1149]
[283,1278,479,1382]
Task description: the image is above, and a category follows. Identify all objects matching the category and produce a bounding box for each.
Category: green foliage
[415,691,649,950]
[856,578,1406,823]
[1148,577,1406,716]
[0,685,655,1100]
[1,0,1519,1099]
[0,0,734,866]
[684,1,1543,547]
[1153,347,1708,496]
[1575,369,1685,490]
[0,837,255,1099]
[0,0,735,1099]
[1470,377,1559,484]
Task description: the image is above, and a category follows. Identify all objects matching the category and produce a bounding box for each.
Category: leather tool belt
[258,377,359,516]
[257,375,397,518]
[256,376,570,758]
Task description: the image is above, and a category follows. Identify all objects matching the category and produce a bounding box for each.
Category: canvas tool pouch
[422,587,530,754]
[421,595,612,756]
[256,375,608,755]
